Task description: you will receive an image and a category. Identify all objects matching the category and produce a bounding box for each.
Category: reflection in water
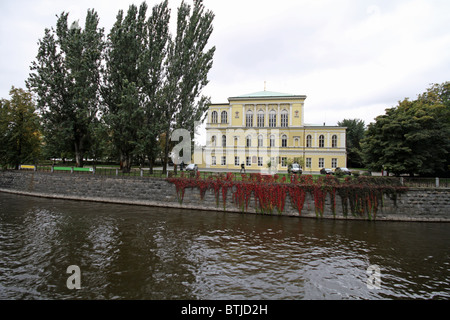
[0,193,449,300]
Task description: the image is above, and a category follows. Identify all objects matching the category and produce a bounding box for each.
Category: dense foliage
[362,82,450,177]
[167,173,408,220]
[338,119,365,168]
[0,88,41,169]
[24,0,214,172]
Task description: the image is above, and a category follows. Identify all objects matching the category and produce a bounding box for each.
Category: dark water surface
[0,192,449,300]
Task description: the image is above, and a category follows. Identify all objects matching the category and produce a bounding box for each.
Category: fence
[401,177,449,188]
[15,165,450,187]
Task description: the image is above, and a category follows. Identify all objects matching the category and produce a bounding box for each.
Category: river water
[0,192,449,300]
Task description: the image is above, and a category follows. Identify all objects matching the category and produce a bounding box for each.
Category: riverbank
[0,170,449,222]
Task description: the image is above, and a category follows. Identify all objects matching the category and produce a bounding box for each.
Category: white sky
[1,0,450,127]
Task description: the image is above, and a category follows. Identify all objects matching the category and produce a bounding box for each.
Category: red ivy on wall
[167,173,408,220]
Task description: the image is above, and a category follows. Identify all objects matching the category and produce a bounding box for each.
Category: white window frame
[318,158,324,168]
[332,158,338,168]
[257,112,265,127]
[211,111,218,124]
[258,157,263,167]
[221,111,228,124]
[281,110,288,127]
[282,135,288,148]
[306,158,312,168]
[269,111,277,127]
[246,111,253,127]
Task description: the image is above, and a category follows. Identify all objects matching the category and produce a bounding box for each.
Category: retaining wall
[0,171,449,222]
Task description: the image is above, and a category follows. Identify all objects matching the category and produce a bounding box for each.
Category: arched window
[211,111,218,124]
[269,110,277,127]
[306,135,312,148]
[282,134,288,148]
[319,135,325,148]
[332,135,337,148]
[246,110,253,127]
[257,110,265,127]
[221,111,228,124]
[258,134,264,147]
[246,135,252,147]
[281,110,288,127]
[270,135,275,147]
[222,135,226,147]
[211,135,216,147]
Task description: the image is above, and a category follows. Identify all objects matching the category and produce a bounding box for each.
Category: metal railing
[14,165,450,187]
[401,177,449,188]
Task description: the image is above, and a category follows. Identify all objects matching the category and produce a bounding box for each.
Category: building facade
[197,90,347,173]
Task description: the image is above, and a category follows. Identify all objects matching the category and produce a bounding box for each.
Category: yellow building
[196,90,347,174]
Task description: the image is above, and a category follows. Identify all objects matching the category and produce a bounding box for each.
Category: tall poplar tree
[136,0,170,173]
[102,3,149,173]
[161,0,215,173]
[27,10,104,167]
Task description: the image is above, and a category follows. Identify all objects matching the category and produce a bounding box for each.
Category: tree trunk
[74,142,84,167]
[162,127,171,175]
[148,154,154,174]
[121,153,132,173]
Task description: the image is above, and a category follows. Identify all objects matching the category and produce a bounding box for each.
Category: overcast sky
[1,0,450,127]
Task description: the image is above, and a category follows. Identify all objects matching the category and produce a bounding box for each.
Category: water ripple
[0,193,449,299]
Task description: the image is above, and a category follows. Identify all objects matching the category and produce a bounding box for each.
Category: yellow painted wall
[195,93,347,173]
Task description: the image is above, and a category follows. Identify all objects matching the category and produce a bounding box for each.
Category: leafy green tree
[0,87,41,169]
[102,3,153,173]
[161,0,215,173]
[136,0,171,173]
[0,99,8,169]
[27,10,104,167]
[337,119,365,168]
[362,82,450,176]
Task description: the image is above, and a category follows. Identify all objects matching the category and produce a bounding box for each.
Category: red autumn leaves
[167,172,407,220]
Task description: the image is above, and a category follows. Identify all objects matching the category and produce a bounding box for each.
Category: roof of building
[228,90,306,101]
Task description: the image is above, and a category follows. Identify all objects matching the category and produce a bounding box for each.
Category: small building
[196,90,347,173]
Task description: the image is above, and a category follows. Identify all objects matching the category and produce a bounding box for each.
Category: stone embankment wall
[0,171,449,222]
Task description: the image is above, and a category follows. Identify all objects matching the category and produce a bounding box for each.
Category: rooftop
[229,90,306,101]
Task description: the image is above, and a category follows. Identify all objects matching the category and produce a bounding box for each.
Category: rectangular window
[318,158,324,168]
[270,157,277,168]
[211,156,216,166]
[331,158,337,168]
[258,157,263,167]
[221,156,226,166]
[306,158,312,168]
[235,156,240,166]
[246,156,251,166]
[281,157,287,167]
